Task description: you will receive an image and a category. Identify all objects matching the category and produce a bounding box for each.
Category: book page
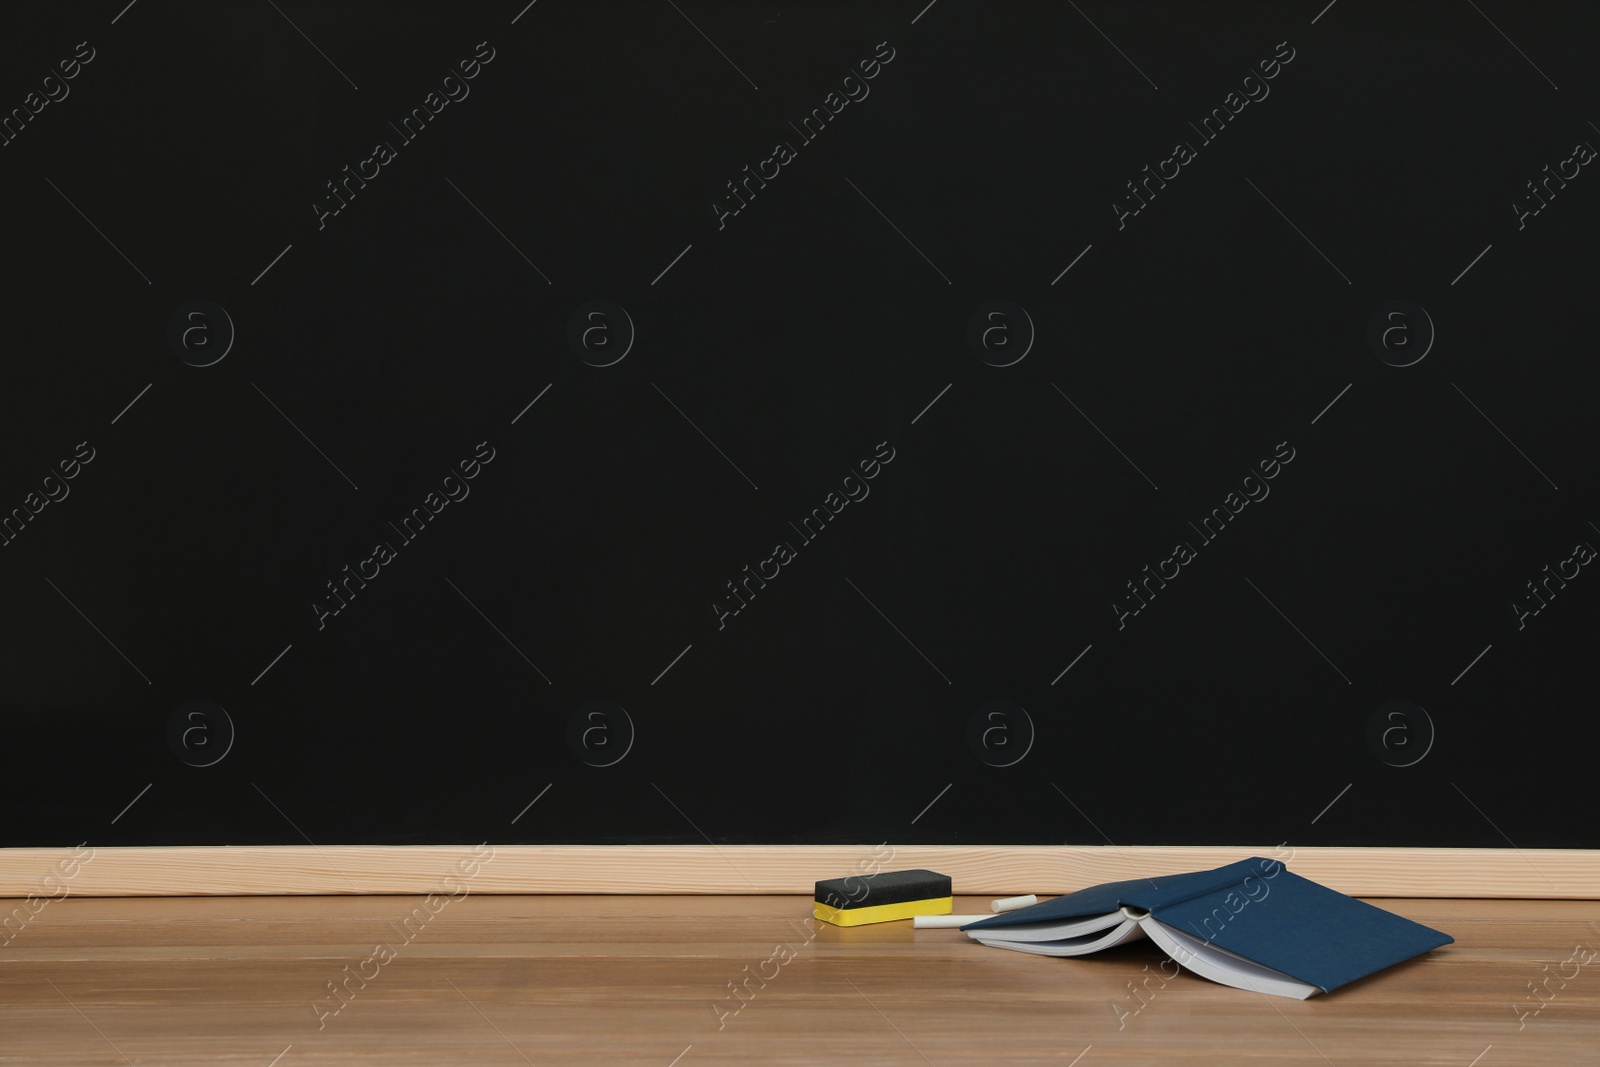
[1141,919,1321,1000]
[964,910,1126,943]
[973,917,1143,957]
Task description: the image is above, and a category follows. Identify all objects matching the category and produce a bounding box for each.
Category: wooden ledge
[1,845,1595,898]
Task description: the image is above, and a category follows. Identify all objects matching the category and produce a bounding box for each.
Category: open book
[960,857,1452,999]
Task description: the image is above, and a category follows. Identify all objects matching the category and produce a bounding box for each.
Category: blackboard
[4,0,1596,851]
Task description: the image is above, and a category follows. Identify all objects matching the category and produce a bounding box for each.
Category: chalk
[991,894,1038,913]
[913,914,992,929]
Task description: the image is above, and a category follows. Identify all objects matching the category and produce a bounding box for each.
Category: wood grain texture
[1,893,1596,1065]
[1,845,1596,899]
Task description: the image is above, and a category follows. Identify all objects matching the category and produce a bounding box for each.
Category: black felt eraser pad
[814,868,952,910]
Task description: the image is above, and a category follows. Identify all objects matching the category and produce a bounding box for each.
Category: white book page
[973,917,1144,957]
[1140,918,1320,1000]
[964,910,1126,943]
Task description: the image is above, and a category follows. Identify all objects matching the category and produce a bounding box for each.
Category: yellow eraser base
[812,896,954,927]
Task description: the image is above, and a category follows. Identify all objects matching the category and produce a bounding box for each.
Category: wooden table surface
[1,894,1596,1065]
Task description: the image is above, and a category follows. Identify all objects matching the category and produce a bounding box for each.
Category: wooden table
[2,895,1595,1064]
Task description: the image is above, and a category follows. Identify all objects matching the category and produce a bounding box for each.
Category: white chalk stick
[991,894,1038,913]
[912,914,989,929]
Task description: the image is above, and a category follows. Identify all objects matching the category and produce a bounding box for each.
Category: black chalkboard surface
[3,1,1596,850]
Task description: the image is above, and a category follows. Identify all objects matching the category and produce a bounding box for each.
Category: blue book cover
[962,858,1452,998]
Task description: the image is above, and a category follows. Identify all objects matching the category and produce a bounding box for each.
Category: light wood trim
[1,845,1594,898]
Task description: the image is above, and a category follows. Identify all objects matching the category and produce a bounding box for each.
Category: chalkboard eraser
[813,869,953,926]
